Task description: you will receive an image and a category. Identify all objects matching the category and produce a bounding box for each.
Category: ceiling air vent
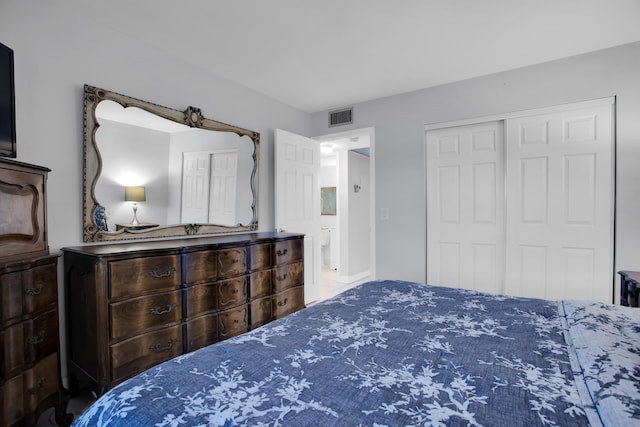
[329,107,353,127]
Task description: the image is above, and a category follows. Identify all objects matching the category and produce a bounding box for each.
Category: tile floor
[37,266,368,425]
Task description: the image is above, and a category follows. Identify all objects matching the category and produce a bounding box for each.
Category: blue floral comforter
[73,280,640,426]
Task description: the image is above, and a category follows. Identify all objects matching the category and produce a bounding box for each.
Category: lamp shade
[124,186,146,202]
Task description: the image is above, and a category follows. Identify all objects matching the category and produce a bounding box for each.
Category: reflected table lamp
[125,186,146,225]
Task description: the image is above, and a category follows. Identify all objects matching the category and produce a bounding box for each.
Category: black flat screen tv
[0,42,16,158]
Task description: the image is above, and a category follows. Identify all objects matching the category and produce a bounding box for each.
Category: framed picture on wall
[321,186,336,215]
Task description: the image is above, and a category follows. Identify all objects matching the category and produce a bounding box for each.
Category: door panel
[427,121,504,294]
[209,151,238,226]
[181,152,210,223]
[275,129,321,304]
[504,104,613,302]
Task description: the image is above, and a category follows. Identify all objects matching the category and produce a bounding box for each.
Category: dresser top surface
[62,232,304,257]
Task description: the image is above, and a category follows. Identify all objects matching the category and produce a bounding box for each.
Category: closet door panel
[426,121,504,294]
[504,103,613,302]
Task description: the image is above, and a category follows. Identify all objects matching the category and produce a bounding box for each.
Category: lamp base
[130,203,141,225]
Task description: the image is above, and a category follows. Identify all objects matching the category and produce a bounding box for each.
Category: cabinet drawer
[23,263,57,315]
[111,325,182,384]
[109,255,181,300]
[218,247,247,279]
[184,282,218,318]
[2,323,22,379]
[250,270,272,300]
[272,261,304,293]
[1,271,23,325]
[23,352,59,415]
[184,250,218,285]
[23,308,58,365]
[273,238,303,266]
[273,286,305,319]
[218,276,248,309]
[3,372,24,425]
[218,305,248,340]
[185,313,219,353]
[250,296,273,329]
[110,291,181,341]
[249,243,271,271]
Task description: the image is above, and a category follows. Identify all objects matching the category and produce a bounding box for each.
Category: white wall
[0,0,310,254]
[345,150,370,277]
[319,158,338,229]
[311,41,640,297]
[0,0,310,386]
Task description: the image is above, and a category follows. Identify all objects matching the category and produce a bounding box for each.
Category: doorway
[314,127,375,300]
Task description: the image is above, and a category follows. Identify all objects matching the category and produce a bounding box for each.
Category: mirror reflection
[83,85,259,242]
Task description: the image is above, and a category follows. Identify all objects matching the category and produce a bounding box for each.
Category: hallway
[317,265,370,303]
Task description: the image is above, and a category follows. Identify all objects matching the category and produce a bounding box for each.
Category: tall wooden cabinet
[0,158,69,426]
[62,232,304,395]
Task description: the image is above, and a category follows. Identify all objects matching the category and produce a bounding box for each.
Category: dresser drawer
[184,249,218,285]
[250,270,272,300]
[23,352,60,415]
[1,271,23,325]
[111,325,183,384]
[250,296,273,329]
[272,261,304,293]
[218,305,248,340]
[273,238,303,266]
[110,290,182,341]
[218,276,248,309]
[184,282,218,318]
[273,286,305,319]
[249,243,271,271]
[22,262,57,315]
[23,308,58,365]
[185,313,219,352]
[3,372,24,425]
[218,247,247,279]
[2,323,22,379]
[109,255,181,300]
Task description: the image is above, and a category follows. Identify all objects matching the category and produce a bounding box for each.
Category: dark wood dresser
[62,232,304,395]
[0,158,69,426]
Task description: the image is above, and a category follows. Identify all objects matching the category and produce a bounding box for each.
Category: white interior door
[275,129,321,304]
[209,150,238,226]
[504,103,614,302]
[181,151,210,223]
[426,121,505,294]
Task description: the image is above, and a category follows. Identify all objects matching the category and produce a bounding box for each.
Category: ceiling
[76,0,640,113]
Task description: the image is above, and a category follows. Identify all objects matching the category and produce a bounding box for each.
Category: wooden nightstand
[618,271,640,307]
[115,223,159,231]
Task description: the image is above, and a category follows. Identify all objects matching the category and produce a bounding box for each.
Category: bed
[72,280,640,426]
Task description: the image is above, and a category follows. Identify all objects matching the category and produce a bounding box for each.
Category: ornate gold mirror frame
[83,84,259,242]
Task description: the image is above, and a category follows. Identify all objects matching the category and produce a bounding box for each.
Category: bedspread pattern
[73,280,640,426]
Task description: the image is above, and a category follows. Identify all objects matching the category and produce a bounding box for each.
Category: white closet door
[426,121,504,294]
[181,152,211,223]
[209,151,238,226]
[504,104,614,302]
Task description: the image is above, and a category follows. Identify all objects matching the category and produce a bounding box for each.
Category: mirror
[83,84,259,242]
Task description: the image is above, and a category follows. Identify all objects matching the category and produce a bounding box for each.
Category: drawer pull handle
[277,249,288,256]
[278,298,288,307]
[27,331,46,345]
[149,338,176,353]
[149,303,177,315]
[24,284,43,296]
[28,377,45,395]
[232,289,239,294]
[277,273,288,281]
[148,267,176,279]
